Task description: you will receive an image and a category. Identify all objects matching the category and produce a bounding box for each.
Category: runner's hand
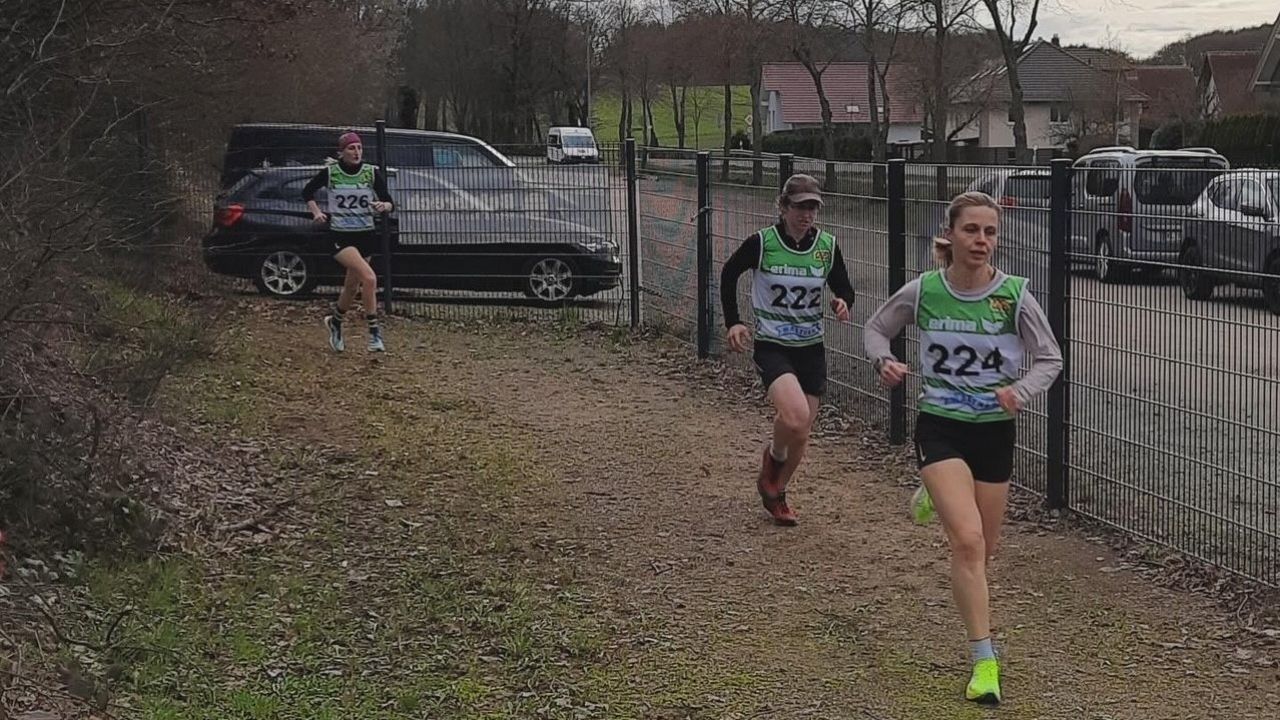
[372,201,392,214]
[312,211,328,224]
[878,359,909,388]
[830,297,850,322]
[727,324,751,353]
[995,386,1022,415]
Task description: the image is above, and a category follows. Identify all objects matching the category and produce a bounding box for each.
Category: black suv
[202,166,623,303]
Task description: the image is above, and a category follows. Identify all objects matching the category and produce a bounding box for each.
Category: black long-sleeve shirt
[301,161,394,206]
[720,223,857,328]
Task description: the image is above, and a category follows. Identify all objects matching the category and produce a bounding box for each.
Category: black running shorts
[753,341,827,397]
[331,230,380,257]
[913,410,1016,484]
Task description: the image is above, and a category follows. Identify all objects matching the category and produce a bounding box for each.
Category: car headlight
[579,237,616,253]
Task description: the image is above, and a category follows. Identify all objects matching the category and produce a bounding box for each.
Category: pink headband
[338,131,361,150]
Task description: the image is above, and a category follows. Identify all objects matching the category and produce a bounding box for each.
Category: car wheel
[524,257,577,303]
[1264,255,1280,316]
[1177,244,1214,301]
[1095,237,1124,283]
[254,249,316,298]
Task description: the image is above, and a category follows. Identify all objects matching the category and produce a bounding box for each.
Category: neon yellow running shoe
[910,484,936,525]
[965,658,1001,705]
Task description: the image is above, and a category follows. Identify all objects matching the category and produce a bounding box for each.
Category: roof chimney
[1051,34,1060,47]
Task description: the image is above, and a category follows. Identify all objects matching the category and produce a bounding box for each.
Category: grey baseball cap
[782,173,824,205]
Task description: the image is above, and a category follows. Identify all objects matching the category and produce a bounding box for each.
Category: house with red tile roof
[759,62,926,148]
[1199,51,1263,118]
[1249,11,1280,109]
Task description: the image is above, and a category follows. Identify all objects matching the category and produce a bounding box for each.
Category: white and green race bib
[327,163,377,232]
[750,226,837,346]
[916,270,1027,422]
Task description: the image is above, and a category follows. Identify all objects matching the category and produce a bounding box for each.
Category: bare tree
[845,0,912,161]
[912,0,982,161]
[772,0,849,170]
[981,0,1043,162]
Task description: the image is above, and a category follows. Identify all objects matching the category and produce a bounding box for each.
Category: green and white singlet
[916,270,1027,422]
[327,163,378,232]
[750,225,837,347]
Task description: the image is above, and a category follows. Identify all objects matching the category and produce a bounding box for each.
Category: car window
[1209,181,1239,211]
[433,144,495,168]
[255,177,314,201]
[387,144,435,167]
[972,175,1000,196]
[563,135,595,148]
[1239,181,1270,212]
[1133,157,1226,206]
[1085,160,1118,197]
[1004,175,1052,201]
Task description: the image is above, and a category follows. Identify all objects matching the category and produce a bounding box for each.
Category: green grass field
[590,85,753,149]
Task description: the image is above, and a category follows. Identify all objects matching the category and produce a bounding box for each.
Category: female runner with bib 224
[863,191,1062,706]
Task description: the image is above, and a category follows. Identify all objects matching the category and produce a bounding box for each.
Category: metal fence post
[778,154,794,190]
[625,138,641,328]
[1046,158,1072,510]
[375,120,394,315]
[696,151,712,359]
[887,158,907,445]
[935,164,949,202]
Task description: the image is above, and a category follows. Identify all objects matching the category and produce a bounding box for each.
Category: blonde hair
[933,191,1002,267]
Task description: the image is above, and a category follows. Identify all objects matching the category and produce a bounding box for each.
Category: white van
[547,126,599,164]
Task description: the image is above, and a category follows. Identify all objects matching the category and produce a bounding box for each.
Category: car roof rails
[1179,147,1219,154]
[1086,145,1136,154]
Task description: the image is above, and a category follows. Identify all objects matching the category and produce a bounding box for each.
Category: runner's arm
[720,233,761,328]
[1011,292,1063,405]
[826,245,856,307]
[862,279,921,369]
[301,167,328,203]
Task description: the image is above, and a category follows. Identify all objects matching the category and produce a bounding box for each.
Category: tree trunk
[670,84,687,148]
[750,70,763,185]
[931,13,948,162]
[722,82,732,180]
[867,60,884,162]
[995,37,1029,161]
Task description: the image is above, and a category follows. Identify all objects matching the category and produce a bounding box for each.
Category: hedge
[1193,114,1280,165]
[761,127,873,162]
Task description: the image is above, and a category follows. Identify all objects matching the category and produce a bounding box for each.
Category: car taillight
[1117,189,1133,233]
[215,203,244,227]
[999,195,1017,208]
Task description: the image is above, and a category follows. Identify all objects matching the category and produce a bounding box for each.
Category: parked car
[202,166,622,303]
[1177,170,1280,315]
[1070,146,1229,283]
[218,123,516,190]
[546,126,600,164]
[956,168,1066,287]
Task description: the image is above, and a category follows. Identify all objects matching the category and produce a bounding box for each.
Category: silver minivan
[1071,147,1229,283]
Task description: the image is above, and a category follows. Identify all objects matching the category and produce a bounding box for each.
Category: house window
[1050,104,1068,123]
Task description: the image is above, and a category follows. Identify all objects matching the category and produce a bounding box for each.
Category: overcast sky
[1026,1,1276,58]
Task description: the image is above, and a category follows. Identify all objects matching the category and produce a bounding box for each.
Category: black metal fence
[635,144,1280,587]
[201,123,1279,586]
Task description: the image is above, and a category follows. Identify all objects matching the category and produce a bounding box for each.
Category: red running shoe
[756,447,797,526]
